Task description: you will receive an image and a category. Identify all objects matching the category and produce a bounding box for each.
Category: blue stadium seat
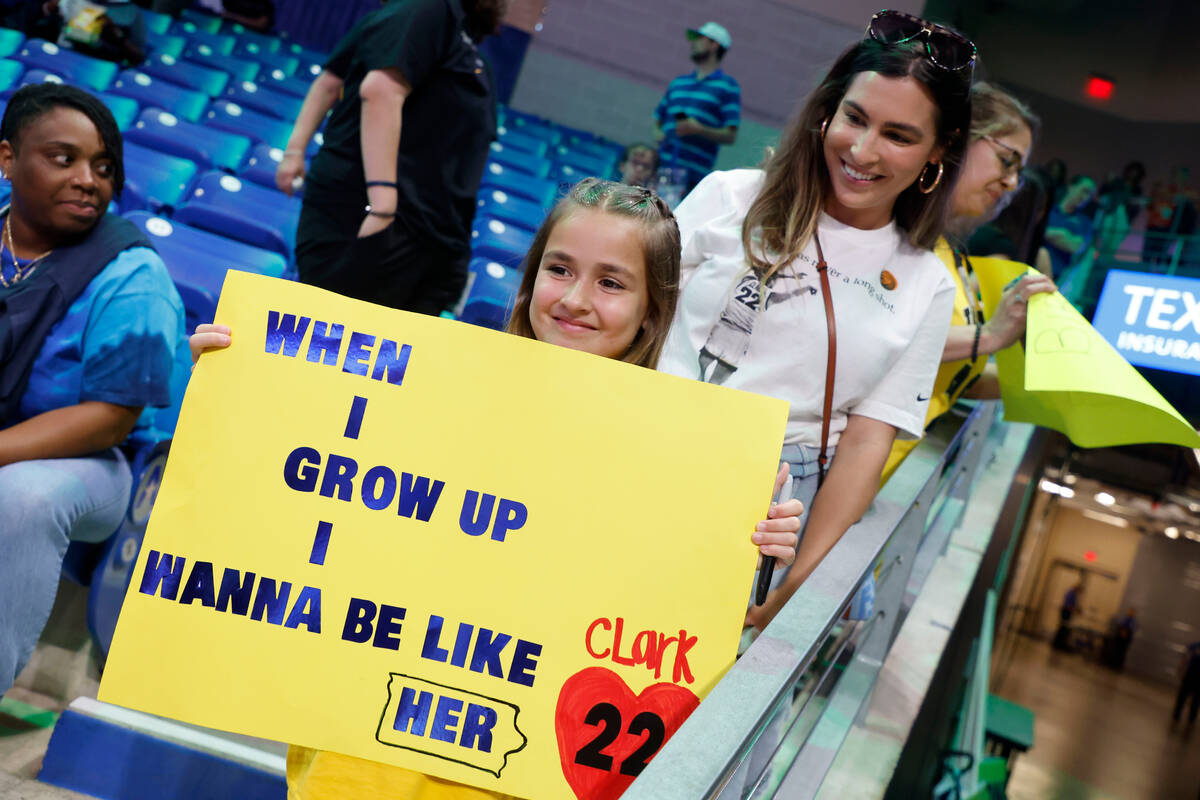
[497,127,549,158]
[562,137,625,163]
[233,42,299,75]
[0,68,65,100]
[225,26,281,55]
[126,211,288,299]
[279,42,327,77]
[479,162,560,208]
[460,258,521,331]
[174,171,300,260]
[0,58,23,94]
[127,108,252,173]
[182,44,259,82]
[175,25,236,57]
[554,147,617,179]
[13,39,117,92]
[86,439,171,657]
[141,9,172,35]
[488,143,551,179]
[477,188,545,233]
[144,30,186,59]
[504,108,545,128]
[470,216,535,267]
[179,9,224,34]
[508,121,560,147]
[121,142,200,214]
[221,80,303,121]
[258,68,311,98]
[204,99,320,156]
[96,92,139,131]
[0,28,23,58]
[108,70,208,123]
[238,142,295,191]
[138,52,230,97]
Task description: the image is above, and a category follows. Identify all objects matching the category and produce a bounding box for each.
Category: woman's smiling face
[822,71,943,230]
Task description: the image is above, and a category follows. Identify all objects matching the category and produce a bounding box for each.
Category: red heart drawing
[555,667,700,800]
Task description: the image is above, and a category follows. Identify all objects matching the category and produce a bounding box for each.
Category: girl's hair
[741,37,971,279]
[507,178,681,369]
[968,82,1039,143]
[0,83,125,196]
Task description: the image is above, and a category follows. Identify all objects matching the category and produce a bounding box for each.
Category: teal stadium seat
[488,142,552,179]
[479,162,560,208]
[127,108,252,173]
[173,171,301,261]
[108,70,209,123]
[0,58,23,94]
[138,52,231,97]
[96,92,139,131]
[145,30,186,59]
[121,142,199,214]
[477,188,547,233]
[173,24,236,57]
[14,39,117,93]
[221,80,304,121]
[470,215,536,267]
[0,27,23,58]
[182,44,259,82]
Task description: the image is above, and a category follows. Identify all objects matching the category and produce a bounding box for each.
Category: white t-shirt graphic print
[659,170,956,448]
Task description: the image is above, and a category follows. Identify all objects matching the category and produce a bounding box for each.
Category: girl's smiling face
[529,207,651,359]
[822,71,944,230]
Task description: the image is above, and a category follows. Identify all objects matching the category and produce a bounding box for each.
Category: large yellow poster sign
[99,272,788,799]
[973,258,1200,448]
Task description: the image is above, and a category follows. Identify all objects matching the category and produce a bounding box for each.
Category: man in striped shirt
[654,21,741,193]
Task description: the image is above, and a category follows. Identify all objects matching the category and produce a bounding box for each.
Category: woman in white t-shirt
[658,15,975,627]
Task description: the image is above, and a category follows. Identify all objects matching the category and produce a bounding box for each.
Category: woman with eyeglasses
[879,82,1056,480]
[658,12,974,629]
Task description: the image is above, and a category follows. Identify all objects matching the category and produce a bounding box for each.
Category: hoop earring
[820,117,829,140]
[918,161,943,194]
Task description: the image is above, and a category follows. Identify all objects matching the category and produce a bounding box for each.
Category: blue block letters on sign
[1092,269,1200,377]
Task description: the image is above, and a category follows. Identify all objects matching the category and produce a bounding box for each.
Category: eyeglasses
[980,134,1025,178]
[866,10,977,73]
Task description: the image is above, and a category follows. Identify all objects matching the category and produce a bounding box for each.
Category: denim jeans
[0,448,130,695]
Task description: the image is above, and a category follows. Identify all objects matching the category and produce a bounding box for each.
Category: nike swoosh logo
[917,394,930,402]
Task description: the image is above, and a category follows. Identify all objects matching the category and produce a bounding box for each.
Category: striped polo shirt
[655,68,741,175]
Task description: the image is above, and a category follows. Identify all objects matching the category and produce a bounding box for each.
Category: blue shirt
[12,245,191,449]
[655,68,741,175]
[1046,205,1093,279]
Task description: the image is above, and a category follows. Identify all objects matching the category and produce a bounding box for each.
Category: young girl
[657,14,976,629]
[191,178,803,799]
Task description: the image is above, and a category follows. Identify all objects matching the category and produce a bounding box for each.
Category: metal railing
[625,401,1036,799]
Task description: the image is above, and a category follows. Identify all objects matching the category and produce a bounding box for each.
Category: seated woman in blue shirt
[0,83,189,695]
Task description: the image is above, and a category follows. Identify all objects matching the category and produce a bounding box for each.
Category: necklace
[0,215,53,288]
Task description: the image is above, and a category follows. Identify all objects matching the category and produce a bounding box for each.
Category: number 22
[573,702,667,777]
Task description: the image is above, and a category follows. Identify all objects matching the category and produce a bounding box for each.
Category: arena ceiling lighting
[1095,491,1117,506]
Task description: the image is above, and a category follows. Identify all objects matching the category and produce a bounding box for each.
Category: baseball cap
[686,22,732,50]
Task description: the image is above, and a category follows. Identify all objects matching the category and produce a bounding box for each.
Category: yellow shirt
[880,239,987,483]
[287,746,516,800]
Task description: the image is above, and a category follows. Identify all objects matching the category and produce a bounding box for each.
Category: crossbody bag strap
[813,231,836,488]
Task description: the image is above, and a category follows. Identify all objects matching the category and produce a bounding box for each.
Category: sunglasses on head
[866,10,977,73]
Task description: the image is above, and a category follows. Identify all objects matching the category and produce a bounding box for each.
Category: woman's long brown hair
[741,38,972,281]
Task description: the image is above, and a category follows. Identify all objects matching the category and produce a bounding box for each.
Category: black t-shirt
[307,0,496,256]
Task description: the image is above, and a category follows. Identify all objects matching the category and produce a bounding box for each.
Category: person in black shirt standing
[277,0,503,314]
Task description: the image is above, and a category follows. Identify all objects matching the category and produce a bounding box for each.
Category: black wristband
[971,323,982,362]
[365,181,399,189]
[364,205,396,218]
